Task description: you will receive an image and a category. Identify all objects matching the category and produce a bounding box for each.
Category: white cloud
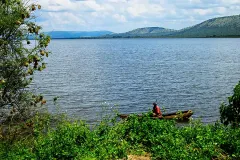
[221,0,240,5]
[193,9,213,16]
[216,7,227,14]
[113,14,127,22]
[127,2,164,17]
[127,4,147,17]
[189,0,201,3]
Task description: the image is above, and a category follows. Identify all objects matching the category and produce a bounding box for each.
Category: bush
[220,81,240,127]
[1,113,240,159]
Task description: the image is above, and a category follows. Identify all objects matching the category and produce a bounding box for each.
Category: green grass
[1,112,240,160]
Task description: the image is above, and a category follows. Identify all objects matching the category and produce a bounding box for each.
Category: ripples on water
[32,38,240,124]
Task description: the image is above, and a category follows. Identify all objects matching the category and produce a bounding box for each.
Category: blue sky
[32,0,240,33]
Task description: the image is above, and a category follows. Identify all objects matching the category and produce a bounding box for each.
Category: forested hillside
[171,15,240,37]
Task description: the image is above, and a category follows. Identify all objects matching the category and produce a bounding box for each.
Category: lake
[33,38,240,124]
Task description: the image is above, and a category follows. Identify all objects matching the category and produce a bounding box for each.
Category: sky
[31,0,240,33]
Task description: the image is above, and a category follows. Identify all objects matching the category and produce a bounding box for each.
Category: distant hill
[171,15,240,37]
[45,31,113,39]
[104,27,176,38]
[125,27,176,36]
[102,15,240,38]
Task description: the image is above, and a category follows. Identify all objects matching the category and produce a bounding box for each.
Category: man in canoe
[152,102,163,118]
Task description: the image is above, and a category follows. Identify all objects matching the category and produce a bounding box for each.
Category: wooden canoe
[118,110,193,121]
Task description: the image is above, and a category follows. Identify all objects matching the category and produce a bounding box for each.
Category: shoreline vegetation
[1,1,240,159]
[1,110,240,159]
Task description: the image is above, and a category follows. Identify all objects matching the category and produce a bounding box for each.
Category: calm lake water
[33,38,240,124]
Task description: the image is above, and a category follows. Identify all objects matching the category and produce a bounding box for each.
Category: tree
[220,81,240,127]
[0,0,50,121]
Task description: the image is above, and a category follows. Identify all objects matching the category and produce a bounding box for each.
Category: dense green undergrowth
[1,112,240,160]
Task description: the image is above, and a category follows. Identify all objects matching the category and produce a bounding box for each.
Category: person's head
[153,102,157,107]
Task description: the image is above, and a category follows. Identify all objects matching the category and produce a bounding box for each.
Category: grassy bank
[1,112,240,160]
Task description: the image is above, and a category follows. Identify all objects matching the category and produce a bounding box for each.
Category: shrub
[220,81,240,127]
[1,113,240,159]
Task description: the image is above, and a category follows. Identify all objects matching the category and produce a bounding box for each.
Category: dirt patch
[127,154,151,160]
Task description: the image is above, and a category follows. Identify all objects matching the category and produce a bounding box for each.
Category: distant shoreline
[49,36,240,39]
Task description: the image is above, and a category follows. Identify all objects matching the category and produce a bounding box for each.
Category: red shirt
[154,105,162,115]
